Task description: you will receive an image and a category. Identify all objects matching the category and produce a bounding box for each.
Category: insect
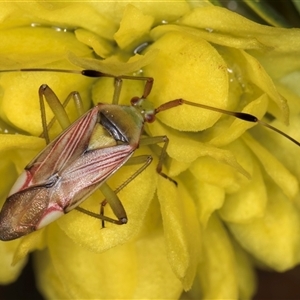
[0,68,299,241]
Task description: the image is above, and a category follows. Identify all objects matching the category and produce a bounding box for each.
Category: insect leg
[116,75,153,99]
[103,75,153,104]
[75,155,153,226]
[39,84,86,144]
[112,77,123,105]
[139,136,177,185]
[100,182,128,226]
[113,155,154,194]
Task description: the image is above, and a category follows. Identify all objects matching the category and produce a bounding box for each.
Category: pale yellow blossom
[0,1,300,299]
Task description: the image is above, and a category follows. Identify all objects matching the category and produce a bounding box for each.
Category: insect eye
[130,97,156,123]
[144,113,156,123]
[131,96,141,106]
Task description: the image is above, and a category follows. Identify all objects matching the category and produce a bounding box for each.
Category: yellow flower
[1,1,300,299]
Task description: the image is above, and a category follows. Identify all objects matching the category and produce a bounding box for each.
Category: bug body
[0,69,299,242]
[0,101,146,241]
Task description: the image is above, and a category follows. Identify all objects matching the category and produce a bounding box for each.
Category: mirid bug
[0,68,299,241]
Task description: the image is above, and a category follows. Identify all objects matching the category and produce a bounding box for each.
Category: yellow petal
[178,6,300,52]
[114,1,191,24]
[0,135,44,201]
[254,51,300,83]
[75,29,114,58]
[151,24,267,51]
[36,222,182,299]
[278,74,300,110]
[12,230,46,265]
[57,147,157,253]
[0,27,94,137]
[219,142,268,223]
[144,30,228,131]
[157,176,201,290]
[203,94,269,147]
[0,135,44,153]
[250,113,300,182]
[69,49,158,76]
[173,5,300,86]
[197,214,238,299]
[194,181,225,228]
[0,72,93,136]
[228,181,300,271]
[0,159,19,202]
[11,2,118,40]
[234,49,289,123]
[243,133,298,199]
[147,118,251,171]
[182,170,225,228]
[220,159,267,223]
[0,239,27,284]
[231,238,257,299]
[189,147,250,194]
[114,5,154,49]
[168,159,190,177]
[0,26,92,68]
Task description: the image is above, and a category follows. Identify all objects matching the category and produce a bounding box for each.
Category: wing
[28,106,100,185]
[50,143,135,211]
